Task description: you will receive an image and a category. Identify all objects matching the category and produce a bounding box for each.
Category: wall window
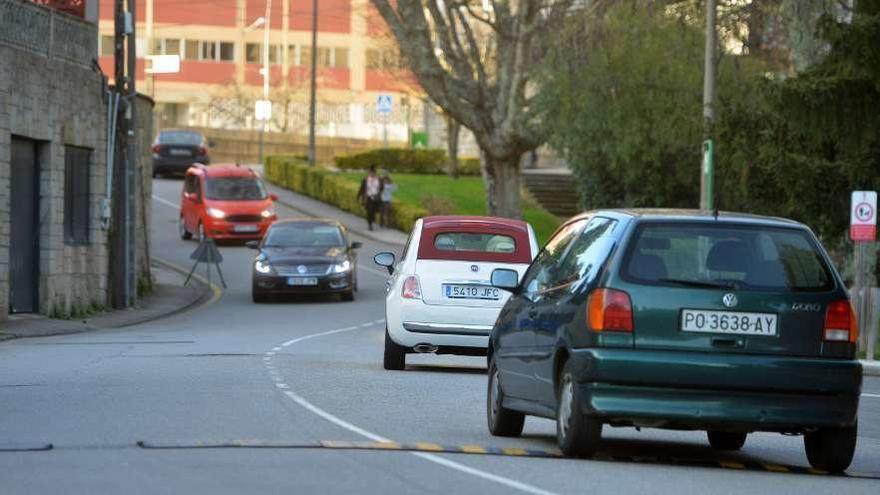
[200,41,217,61]
[150,38,182,56]
[64,146,92,245]
[100,35,114,56]
[219,42,235,61]
[316,47,331,67]
[367,48,404,70]
[334,47,349,68]
[185,40,199,60]
[366,49,380,69]
[246,43,281,64]
[299,46,311,66]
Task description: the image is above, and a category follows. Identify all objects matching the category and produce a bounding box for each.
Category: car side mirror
[269,193,278,201]
[491,268,520,294]
[245,240,260,250]
[350,241,363,250]
[374,252,395,275]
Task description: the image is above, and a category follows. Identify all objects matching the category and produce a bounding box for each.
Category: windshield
[623,223,834,292]
[205,177,267,201]
[264,224,344,247]
[158,131,202,145]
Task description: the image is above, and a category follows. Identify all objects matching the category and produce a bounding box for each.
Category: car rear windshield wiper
[657,278,740,290]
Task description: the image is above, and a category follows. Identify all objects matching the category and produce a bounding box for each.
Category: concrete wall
[0,0,106,320]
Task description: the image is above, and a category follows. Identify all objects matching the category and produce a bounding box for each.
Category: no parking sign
[851,191,877,242]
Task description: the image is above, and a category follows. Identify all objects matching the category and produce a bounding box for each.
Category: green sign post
[410,131,428,149]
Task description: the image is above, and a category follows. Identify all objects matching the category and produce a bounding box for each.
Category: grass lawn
[340,172,561,244]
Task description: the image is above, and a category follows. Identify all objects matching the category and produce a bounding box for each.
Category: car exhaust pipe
[412,343,438,354]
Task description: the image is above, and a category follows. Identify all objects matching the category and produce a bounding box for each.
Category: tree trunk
[480,151,523,219]
[446,116,460,179]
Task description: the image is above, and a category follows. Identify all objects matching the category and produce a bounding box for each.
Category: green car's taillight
[824,300,858,343]
[588,289,634,333]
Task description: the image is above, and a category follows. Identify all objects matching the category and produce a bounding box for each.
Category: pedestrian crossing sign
[377,94,393,115]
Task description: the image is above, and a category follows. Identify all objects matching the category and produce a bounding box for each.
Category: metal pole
[307,0,318,166]
[126,0,138,306]
[111,0,126,308]
[260,0,271,165]
[700,0,717,211]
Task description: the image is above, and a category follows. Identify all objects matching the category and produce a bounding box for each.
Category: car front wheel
[804,422,857,472]
[707,431,747,451]
[556,361,602,458]
[383,329,406,370]
[487,357,524,437]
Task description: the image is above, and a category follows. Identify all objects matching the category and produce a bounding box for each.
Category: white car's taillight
[401,275,422,300]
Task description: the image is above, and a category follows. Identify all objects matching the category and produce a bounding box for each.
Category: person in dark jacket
[357,166,383,231]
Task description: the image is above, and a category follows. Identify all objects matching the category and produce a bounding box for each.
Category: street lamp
[248,3,272,165]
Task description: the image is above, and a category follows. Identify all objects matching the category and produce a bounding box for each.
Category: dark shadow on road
[405,364,487,375]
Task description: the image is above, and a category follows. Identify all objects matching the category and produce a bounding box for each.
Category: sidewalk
[862,360,880,377]
[264,181,409,246]
[0,260,214,342]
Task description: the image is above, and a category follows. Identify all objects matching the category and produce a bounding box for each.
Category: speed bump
[136,440,880,479]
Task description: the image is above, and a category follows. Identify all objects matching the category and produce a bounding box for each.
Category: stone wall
[0,0,106,320]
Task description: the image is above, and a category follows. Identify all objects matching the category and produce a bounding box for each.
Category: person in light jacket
[356,166,383,231]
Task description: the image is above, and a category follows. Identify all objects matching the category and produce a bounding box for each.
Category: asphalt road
[0,177,878,494]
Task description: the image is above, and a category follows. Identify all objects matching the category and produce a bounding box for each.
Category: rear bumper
[570,348,862,430]
[153,156,209,172]
[386,298,496,349]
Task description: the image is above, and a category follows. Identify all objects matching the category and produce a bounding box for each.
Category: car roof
[421,215,530,233]
[271,218,343,229]
[158,128,203,136]
[189,164,259,178]
[569,208,804,229]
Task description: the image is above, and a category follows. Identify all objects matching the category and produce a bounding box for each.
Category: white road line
[267,324,559,495]
[151,195,179,209]
[863,393,880,398]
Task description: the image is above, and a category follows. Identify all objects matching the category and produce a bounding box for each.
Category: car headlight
[255,259,273,274]
[332,260,351,273]
[261,208,275,218]
[207,207,226,219]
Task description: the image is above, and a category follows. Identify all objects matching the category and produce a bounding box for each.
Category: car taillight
[587,288,633,332]
[198,147,207,156]
[401,276,422,300]
[824,300,858,343]
[151,144,161,154]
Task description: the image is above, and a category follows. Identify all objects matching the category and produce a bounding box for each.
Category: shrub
[334,148,482,176]
[419,194,457,215]
[264,155,428,232]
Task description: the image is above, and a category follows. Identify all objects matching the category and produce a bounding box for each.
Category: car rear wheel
[487,357,525,437]
[804,422,857,472]
[707,431,747,451]
[383,329,406,371]
[556,361,602,458]
[179,216,192,240]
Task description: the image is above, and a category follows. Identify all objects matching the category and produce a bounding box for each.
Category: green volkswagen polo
[487,209,862,472]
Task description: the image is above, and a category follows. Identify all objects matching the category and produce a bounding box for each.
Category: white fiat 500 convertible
[374,216,539,370]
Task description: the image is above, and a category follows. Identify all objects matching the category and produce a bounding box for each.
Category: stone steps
[522,170,580,218]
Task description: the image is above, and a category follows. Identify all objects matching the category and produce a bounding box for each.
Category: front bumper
[204,218,273,239]
[253,272,353,294]
[569,348,862,431]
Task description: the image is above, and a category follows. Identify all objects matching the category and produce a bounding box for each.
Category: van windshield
[623,223,834,292]
[205,177,267,200]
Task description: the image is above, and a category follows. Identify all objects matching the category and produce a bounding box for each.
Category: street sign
[376,94,393,115]
[185,239,227,288]
[850,191,877,242]
[146,55,180,74]
[410,131,428,149]
[255,99,272,121]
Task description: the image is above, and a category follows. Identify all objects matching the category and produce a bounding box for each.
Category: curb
[0,259,221,343]
[272,196,406,247]
[861,360,880,377]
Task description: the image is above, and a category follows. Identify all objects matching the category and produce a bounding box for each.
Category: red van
[179,164,277,241]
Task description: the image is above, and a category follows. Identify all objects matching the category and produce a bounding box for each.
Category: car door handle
[528,308,539,319]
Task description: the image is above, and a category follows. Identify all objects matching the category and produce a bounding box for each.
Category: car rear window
[418,227,531,263]
[622,223,834,292]
[158,131,202,145]
[205,177,267,200]
[264,224,344,247]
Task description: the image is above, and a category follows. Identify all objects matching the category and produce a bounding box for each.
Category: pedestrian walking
[357,166,383,231]
[379,175,397,228]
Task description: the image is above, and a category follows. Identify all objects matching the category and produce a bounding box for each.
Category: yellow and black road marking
[136,440,880,480]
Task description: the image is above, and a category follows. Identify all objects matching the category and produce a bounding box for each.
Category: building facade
[1,0,152,322]
[96,0,425,142]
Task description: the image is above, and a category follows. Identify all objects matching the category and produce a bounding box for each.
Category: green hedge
[334,148,482,176]
[265,155,429,232]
